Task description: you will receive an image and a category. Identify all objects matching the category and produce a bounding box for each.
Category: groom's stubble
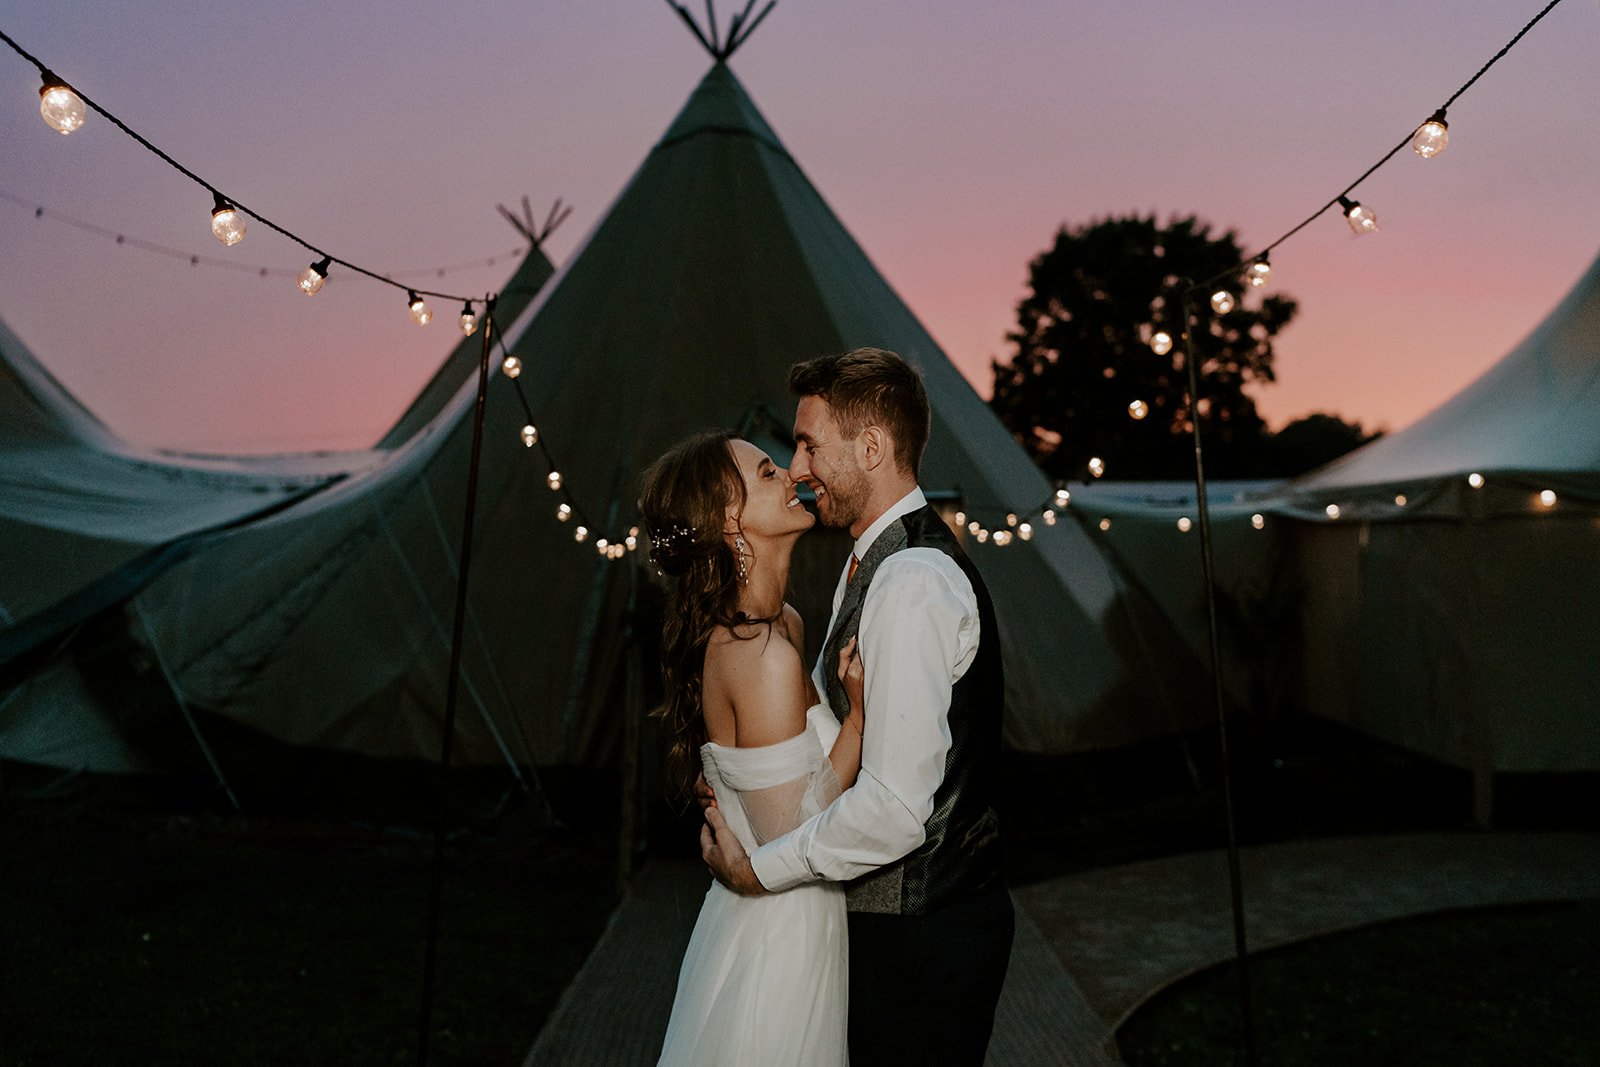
[817,461,871,532]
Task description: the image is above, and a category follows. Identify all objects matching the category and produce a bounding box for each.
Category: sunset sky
[2,0,1597,454]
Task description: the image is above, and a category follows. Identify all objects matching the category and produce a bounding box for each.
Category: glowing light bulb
[1151,331,1174,356]
[547,471,562,491]
[625,535,638,551]
[1325,504,1341,519]
[976,529,990,543]
[1088,457,1106,479]
[1538,489,1557,508]
[967,520,981,535]
[520,424,538,447]
[1177,516,1192,532]
[210,194,247,246]
[1006,513,1019,528]
[1251,513,1265,529]
[1018,523,1033,541]
[993,530,1013,546]
[557,503,572,522]
[1128,399,1149,420]
[574,526,588,543]
[1246,257,1271,288]
[297,257,330,296]
[955,511,966,526]
[1468,472,1484,489]
[460,303,478,336]
[1338,196,1379,235]
[39,74,86,134]
[596,538,610,553]
[1395,494,1408,507]
[1412,110,1449,158]
[1054,487,1071,509]
[501,354,523,379]
[1041,509,1057,526]
[407,291,432,326]
[1098,517,1112,532]
[1210,290,1236,315]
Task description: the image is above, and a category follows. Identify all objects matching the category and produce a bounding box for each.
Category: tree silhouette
[1267,413,1380,477]
[990,215,1298,480]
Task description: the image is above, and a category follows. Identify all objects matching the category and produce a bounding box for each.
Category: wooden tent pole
[416,293,498,1067]
[616,554,644,895]
[1180,287,1257,1066]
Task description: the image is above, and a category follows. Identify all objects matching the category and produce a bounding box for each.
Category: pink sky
[2,0,1597,453]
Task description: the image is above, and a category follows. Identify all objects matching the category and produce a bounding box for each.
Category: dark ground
[1118,899,1600,1066]
[0,801,615,1067]
[3,717,1595,1065]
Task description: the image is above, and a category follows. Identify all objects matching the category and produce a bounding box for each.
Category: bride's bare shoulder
[781,603,805,647]
[704,622,808,746]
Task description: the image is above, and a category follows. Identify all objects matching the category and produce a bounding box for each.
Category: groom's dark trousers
[846,885,1014,1062]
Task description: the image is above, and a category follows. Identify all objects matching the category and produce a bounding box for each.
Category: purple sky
[2,0,1597,454]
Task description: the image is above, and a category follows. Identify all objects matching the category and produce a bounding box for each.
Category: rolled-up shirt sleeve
[750,550,977,892]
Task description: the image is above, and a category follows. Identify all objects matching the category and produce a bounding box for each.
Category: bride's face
[726,438,814,540]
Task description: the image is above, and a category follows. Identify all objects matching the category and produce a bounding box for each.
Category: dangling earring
[735,534,749,586]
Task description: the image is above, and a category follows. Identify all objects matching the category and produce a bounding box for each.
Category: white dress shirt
[750,486,981,892]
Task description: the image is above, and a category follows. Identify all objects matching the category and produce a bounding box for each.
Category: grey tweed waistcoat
[822,504,1004,916]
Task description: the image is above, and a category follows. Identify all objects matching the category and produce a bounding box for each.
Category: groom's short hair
[789,347,931,477]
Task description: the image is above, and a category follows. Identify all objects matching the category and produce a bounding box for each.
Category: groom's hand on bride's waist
[694,771,717,813]
[702,806,766,896]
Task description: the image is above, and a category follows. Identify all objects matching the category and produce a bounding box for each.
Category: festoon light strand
[1,26,490,320]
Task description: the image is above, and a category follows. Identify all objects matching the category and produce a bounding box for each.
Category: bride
[640,430,864,1066]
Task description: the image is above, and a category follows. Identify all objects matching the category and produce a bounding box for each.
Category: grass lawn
[1,811,616,1066]
[1118,900,1600,1066]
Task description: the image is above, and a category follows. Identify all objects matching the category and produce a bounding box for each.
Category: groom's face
[791,396,869,531]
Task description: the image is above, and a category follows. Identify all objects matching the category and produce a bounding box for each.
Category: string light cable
[485,309,644,562]
[961,0,1571,543]
[2,26,485,313]
[5,3,1569,540]
[2,185,530,281]
[1189,0,1565,297]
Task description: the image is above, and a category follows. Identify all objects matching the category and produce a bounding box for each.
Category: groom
[702,347,1014,1062]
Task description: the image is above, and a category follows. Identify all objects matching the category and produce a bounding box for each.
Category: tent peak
[654,62,788,158]
[664,0,776,63]
[496,195,572,250]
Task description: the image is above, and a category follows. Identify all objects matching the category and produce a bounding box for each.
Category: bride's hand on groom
[701,807,765,896]
[837,636,865,732]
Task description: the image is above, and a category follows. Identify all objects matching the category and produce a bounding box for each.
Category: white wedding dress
[658,705,849,1066]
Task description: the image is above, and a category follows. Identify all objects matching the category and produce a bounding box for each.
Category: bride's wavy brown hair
[638,430,755,798]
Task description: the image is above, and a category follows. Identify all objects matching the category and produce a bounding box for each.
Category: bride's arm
[827,637,865,790]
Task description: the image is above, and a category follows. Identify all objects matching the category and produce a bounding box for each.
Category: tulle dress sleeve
[702,705,842,847]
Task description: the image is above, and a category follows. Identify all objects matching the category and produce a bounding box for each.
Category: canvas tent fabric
[1290,251,1600,494]
[0,316,362,640]
[1258,250,1600,791]
[0,230,556,778]
[2,61,1228,782]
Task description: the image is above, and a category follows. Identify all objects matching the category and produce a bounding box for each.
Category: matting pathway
[525,861,1112,1065]
[526,833,1600,1064]
[1016,831,1600,1034]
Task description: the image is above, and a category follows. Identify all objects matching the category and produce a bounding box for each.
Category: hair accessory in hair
[648,522,699,575]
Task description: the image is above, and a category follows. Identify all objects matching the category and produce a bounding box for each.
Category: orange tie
[847,555,860,584]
